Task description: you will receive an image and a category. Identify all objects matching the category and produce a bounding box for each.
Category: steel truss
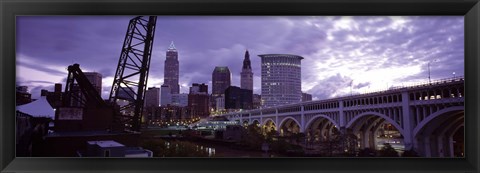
[109,16,157,131]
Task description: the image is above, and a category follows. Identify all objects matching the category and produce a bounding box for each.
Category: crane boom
[108,16,157,132]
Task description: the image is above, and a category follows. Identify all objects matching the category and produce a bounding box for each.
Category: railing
[345,76,464,98]
[220,76,464,118]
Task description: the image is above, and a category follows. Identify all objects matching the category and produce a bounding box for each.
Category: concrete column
[300,106,305,133]
[319,121,329,142]
[401,92,414,150]
[359,132,366,149]
[424,136,431,157]
[413,136,423,156]
[259,111,263,127]
[364,130,370,149]
[248,113,252,125]
[437,136,444,157]
[275,109,279,131]
[369,130,376,149]
[339,100,345,128]
[448,136,454,157]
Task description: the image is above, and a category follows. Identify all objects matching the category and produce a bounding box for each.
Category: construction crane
[109,16,157,132]
[58,16,157,132]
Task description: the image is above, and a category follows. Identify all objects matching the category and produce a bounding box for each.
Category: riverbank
[140,129,284,157]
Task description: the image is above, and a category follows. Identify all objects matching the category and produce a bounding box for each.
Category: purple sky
[16,16,464,100]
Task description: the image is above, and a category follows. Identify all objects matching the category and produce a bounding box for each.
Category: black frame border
[1,0,479,173]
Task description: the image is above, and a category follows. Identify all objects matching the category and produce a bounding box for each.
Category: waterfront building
[164,41,180,94]
[190,116,239,130]
[302,92,313,102]
[147,105,191,126]
[82,140,153,157]
[240,50,253,91]
[258,54,303,107]
[188,83,210,118]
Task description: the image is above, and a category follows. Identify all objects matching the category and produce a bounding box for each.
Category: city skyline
[16,16,464,100]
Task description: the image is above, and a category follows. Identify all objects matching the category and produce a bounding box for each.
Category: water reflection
[159,140,215,157]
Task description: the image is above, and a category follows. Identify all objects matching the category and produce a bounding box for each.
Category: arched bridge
[220,77,464,157]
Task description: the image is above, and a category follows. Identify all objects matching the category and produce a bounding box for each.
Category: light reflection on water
[167,140,215,157]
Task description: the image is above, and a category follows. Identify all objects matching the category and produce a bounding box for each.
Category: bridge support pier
[448,136,454,157]
[424,136,431,157]
[401,92,414,151]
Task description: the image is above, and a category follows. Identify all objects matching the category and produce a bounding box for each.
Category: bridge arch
[412,106,464,157]
[242,120,249,127]
[279,116,302,135]
[252,119,260,126]
[261,118,277,132]
[413,106,464,138]
[305,114,340,130]
[261,118,276,126]
[346,111,405,136]
[304,114,339,143]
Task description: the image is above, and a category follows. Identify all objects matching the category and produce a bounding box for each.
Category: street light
[453,72,456,78]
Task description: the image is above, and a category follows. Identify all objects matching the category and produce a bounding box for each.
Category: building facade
[171,93,188,107]
[215,96,225,112]
[164,42,180,94]
[258,54,303,107]
[147,105,191,125]
[240,50,253,91]
[144,87,160,108]
[302,92,313,102]
[224,86,253,111]
[188,83,210,118]
[160,84,172,106]
[40,83,63,109]
[252,94,262,109]
[212,66,231,98]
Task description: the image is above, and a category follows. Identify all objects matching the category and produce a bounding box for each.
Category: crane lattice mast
[109,16,157,131]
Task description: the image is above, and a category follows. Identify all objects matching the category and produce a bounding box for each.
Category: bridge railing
[219,76,464,118]
[348,76,464,97]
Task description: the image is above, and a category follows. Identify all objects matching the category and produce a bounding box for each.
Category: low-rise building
[82,140,152,157]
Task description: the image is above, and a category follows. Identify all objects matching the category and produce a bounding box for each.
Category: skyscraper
[240,50,253,91]
[212,66,231,98]
[258,54,303,107]
[164,41,180,94]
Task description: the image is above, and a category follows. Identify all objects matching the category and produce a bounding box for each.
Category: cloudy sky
[16,16,464,100]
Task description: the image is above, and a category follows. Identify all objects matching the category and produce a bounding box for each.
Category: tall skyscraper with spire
[240,50,253,91]
[164,41,180,94]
